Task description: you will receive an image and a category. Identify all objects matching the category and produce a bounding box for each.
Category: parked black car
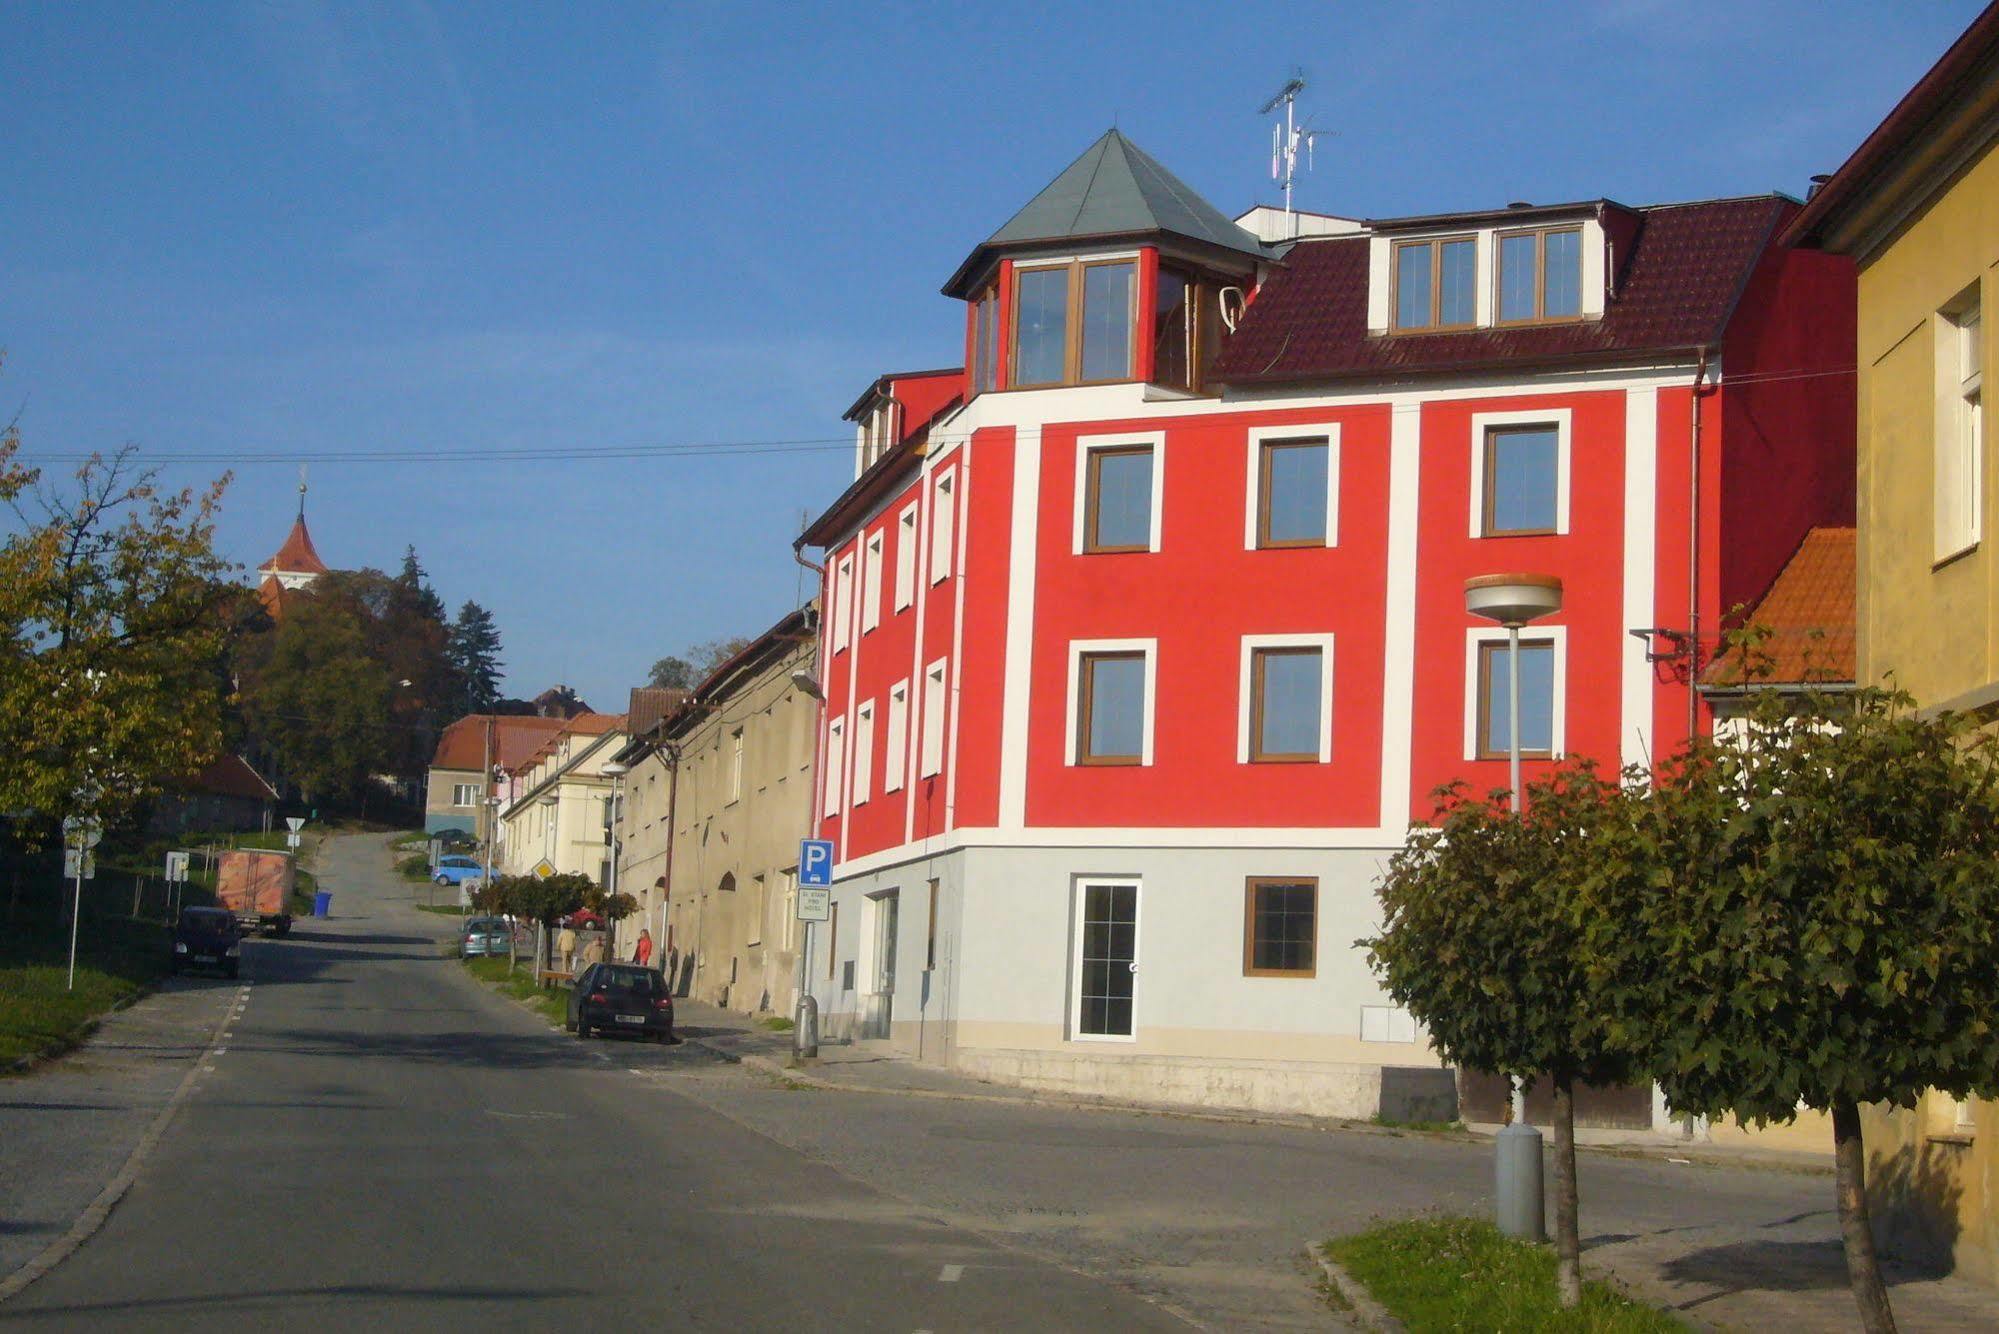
[566,963,674,1042]
[172,906,241,978]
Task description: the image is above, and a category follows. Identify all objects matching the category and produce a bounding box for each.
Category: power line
[10,361,1865,467]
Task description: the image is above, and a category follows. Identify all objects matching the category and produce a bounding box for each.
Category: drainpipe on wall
[1688,347,1715,740]
[657,737,681,992]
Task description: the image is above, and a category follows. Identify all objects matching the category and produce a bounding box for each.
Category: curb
[0,979,237,1304]
[4,985,155,1078]
[1308,1244,1403,1332]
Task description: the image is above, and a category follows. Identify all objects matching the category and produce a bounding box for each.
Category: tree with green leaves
[448,600,504,711]
[1368,761,1646,1309]
[647,655,693,690]
[1632,685,1999,1334]
[0,432,238,839]
[236,589,396,805]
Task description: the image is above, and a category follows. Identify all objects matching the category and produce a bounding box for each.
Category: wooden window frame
[1494,225,1585,327]
[1248,646,1324,763]
[972,284,999,394]
[1083,443,1155,554]
[1009,258,1137,389]
[1390,235,1477,333]
[1076,650,1146,766]
[1242,877,1318,978]
[1256,436,1330,549]
[1481,425,1561,537]
[1475,639,1556,761]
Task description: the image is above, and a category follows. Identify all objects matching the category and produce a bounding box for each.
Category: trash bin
[312,891,332,917]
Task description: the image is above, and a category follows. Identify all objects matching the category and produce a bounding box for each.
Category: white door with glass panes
[1072,879,1139,1040]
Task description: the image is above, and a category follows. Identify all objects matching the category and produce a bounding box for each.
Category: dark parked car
[172,906,241,978]
[434,828,476,851]
[459,916,518,958]
[566,963,675,1042]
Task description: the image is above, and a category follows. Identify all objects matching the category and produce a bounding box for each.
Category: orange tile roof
[430,714,569,772]
[1705,527,1855,687]
[512,713,628,774]
[262,515,328,575]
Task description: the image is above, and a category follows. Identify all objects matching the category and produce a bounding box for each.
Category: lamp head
[1464,573,1564,627]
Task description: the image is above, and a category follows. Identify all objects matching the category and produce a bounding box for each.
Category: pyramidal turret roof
[262,515,328,576]
[943,129,1271,297]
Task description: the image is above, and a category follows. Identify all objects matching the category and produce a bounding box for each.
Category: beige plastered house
[612,605,817,1013]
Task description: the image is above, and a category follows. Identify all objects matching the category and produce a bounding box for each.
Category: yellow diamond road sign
[532,859,557,881]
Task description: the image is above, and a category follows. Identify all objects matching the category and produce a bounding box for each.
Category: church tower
[256,472,329,616]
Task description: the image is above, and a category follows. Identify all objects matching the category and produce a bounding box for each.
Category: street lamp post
[600,762,627,962]
[1464,572,1564,1243]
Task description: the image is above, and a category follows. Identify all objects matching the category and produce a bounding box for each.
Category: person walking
[557,922,578,973]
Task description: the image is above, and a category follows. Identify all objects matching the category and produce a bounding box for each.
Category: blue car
[433,855,486,887]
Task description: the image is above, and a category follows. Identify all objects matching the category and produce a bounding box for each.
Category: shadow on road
[0,1283,594,1321]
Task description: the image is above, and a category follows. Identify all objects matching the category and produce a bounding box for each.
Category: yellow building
[1785,0,1999,1287]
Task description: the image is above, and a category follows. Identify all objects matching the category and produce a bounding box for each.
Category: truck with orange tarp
[215,848,294,936]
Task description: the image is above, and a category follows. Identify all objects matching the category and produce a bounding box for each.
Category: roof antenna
[1259,71,1317,240]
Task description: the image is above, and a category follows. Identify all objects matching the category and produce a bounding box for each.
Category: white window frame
[920,658,948,777]
[1064,638,1158,766]
[1937,293,1983,563]
[1073,430,1166,555]
[862,530,884,633]
[930,469,957,584]
[452,783,479,807]
[1244,424,1340,550]
[851,701,875,806]
[823,718,845,818]
[831,553,854,653]
[1468,408,1571,538]
[1237,633,1336,763]
[1462,625,1568,762]
[1069,876,1141,1043]
[884,679,909,794]
[894,503,918,609]
[728,728,744,805]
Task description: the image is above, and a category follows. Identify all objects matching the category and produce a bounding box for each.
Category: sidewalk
[675,999,1999,1332]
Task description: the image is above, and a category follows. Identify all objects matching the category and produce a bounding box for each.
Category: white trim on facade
[998,436,1041,828]
[1378,407,1422,832]
[852,700,875,806]
[1462,624,1569,762]
[930,467,958,584]
[884,679,909,795]
[945,442,972,830]
[894,503,918,610]
[1621,388,1659,769]
[921,657,949,778]
[1467,407,1573,538]
[1064,637,1159,767]
[1236,633,1336,763]
[1072,429,1166,555]
[1243,423,1341,550]
[862,530,883,634]
[823,717,845,818]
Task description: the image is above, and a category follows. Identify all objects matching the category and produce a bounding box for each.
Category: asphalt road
[0,835,1185,1331]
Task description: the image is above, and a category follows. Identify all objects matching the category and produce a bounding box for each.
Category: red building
[798,130,1854,1120]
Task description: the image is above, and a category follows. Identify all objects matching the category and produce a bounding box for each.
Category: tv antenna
[1260,73,1319,238]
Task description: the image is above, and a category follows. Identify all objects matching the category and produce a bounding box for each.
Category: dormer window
[1012,258,1136,388]
[1497,226,1583,324]
[1393,236,1476,331]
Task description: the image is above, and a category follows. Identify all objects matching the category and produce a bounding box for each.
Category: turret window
[1011,259,1137,388]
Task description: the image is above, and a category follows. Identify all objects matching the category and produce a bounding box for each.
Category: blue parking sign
[799,839,835,887]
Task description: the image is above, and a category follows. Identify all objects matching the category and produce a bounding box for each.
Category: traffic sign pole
[795,839,835,1060]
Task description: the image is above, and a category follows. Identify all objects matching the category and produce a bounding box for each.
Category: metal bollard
[794,992,819,1060]
[1495,1120,1546,1241]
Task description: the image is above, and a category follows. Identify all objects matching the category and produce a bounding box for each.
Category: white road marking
[213,1048,227,1055]
[938,1265,963,1283]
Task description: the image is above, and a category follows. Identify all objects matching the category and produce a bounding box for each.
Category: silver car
[459,916,517,958]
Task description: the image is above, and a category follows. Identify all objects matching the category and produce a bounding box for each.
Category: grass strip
[461,955,568,1027]
[1323,1216,1682,1333]
[0,916,174,1068]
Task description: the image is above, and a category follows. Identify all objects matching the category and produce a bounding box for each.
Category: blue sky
[1,1,1983,710]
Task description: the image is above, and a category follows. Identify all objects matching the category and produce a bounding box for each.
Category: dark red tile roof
[184,754,279,802]
[1212,196,1794,386]
[1703,527,1856,687]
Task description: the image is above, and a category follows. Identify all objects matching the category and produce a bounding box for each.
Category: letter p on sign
[799,839,835,887]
